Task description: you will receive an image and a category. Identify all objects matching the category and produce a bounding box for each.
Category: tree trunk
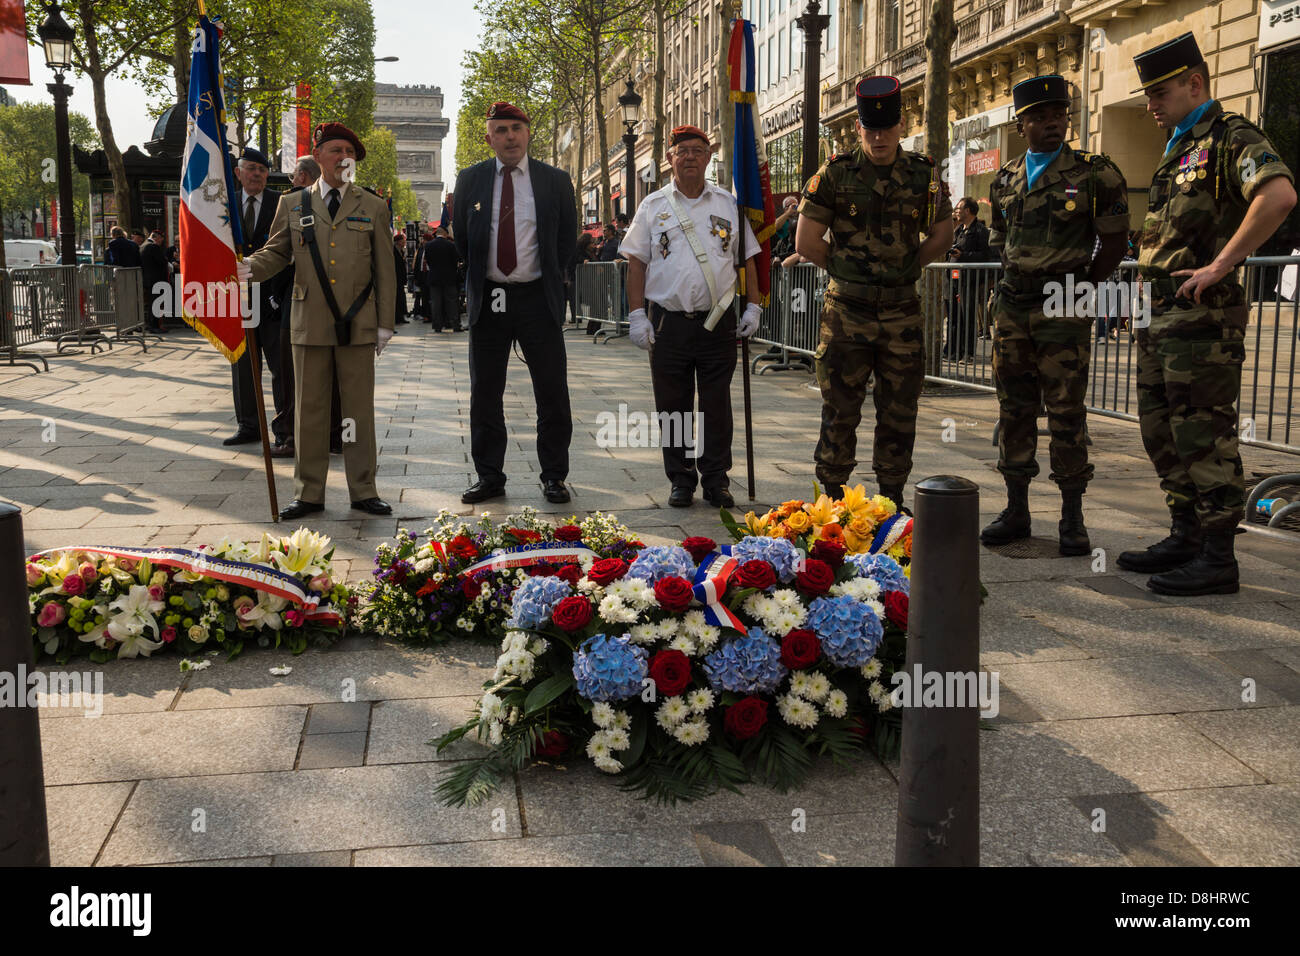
[575,88,587,227]
[653,0,666,189]
[173,13,191,103]
[592,42,612,225]
[923,0,955,163]
[78,1,134,233]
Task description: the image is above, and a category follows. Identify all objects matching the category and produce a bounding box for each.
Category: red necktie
[497,165,516,276]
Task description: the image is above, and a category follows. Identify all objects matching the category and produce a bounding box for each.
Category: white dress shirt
[487,154,541,282]
[622,179,759,313]
[315,178,351,220]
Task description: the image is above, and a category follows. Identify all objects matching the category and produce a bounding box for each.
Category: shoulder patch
[807,173,822,194]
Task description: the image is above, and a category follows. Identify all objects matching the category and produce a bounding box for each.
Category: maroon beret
[486,101,530,124]
[670,125,710,147]
[312,122,366,161]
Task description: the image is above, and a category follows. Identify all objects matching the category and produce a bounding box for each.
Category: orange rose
[785,511,812,534]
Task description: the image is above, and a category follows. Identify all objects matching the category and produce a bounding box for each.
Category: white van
[5,239,60,268]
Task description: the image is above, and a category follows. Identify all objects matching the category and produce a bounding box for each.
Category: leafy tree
[355,125,418,222]
[0,102,99,240]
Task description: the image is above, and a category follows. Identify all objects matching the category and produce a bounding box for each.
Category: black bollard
[894,476,980,866]
[0,502,51,866]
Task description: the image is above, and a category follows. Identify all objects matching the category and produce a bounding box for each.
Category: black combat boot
[1058,487,1091,556]
[980,480,1031,545]
[1116,508,1201,573]
[1146,530,1239,596]
[880,483,906,514]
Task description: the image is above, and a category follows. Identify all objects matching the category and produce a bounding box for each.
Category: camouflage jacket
[799,145,952,289]
[1138,100,1295,313]
[989,144,1129,287]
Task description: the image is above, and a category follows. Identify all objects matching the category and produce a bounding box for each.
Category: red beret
[670,125,710,147]
[486,101,530,124]
[313,122,366,161]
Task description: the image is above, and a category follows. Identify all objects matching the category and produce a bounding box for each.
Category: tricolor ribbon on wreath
[692,552,747,635]
[870,515,913,554]
[28,545,342,625]
[459,541,594,578]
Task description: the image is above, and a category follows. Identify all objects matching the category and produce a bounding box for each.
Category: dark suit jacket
[242,188,286,325]
[424,236,459,286]
[949,219,993,263]
[105,237,141,268]
[453,156,576,327]
[140,240,170,298]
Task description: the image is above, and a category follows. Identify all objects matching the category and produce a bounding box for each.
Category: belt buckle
[299,215,315,228]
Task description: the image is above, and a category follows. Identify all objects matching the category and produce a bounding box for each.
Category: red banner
[966,149,1001,177]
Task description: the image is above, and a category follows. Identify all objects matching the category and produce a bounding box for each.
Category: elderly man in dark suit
[104,227,142,267]
[453,101,577,505]
[140,230,171,333]
[224,147,290,454]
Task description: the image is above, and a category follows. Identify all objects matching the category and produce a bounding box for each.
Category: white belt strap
[663,187,734,330]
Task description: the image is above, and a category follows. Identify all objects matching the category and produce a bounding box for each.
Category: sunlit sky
[6,0,482,192]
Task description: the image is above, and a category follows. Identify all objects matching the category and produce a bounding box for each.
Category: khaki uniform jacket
[245,182,396,346]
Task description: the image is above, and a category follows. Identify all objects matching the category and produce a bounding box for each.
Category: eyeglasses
[674,147,709,158]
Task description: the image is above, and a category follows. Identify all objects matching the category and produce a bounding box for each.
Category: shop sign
[966,149,1001,177]
[1261,0,1300,51]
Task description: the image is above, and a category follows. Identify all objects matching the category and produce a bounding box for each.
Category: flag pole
[731,11,756,503]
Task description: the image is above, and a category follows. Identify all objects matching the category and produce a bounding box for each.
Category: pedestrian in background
[944,196,992,360]
[393,231,410,325]
[424,226,460,332]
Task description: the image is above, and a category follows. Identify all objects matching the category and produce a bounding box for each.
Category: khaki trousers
[292,343,378,503]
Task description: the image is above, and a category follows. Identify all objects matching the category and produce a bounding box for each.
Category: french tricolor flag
[179,13,246,362]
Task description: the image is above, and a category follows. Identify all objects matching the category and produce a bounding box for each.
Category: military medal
[911,209,919,218]
[1064,184,1078,212]
[658,232,670,259]
[849,202,858,216]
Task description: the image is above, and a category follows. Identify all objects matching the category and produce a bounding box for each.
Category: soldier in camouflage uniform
[1116,33,1296,595]
[980,75,1130,555]
[796,76,954,510]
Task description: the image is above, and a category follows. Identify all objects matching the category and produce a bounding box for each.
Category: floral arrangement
[721,484,913,561]
[28,528,351,663]
[355,508,642,645]
[433,493,911,806]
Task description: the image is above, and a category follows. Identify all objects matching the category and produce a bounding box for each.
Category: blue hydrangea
[730,536,801,583]
[625,545,696,584]
[703,628,788,694]
[507,575,572,629]
[572,634,649,702]
[807,595,884,667]
[847,553,909,595]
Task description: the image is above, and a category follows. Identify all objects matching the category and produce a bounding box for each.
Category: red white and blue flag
[727,17,777,304]
[179,13,246,362]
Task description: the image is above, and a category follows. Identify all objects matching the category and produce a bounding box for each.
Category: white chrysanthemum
[864,599,885,621]
[772,587,802,607]
[594,755,623,774]
[605,727,631,750]
[686,688,715,713]
[502,630,529,653]
[773,609,803,634]
[577,577,602,595]
[830,577,882,603]
[487,721,504,745]
[591,702,616,728]
[656,696,690,729]
[788,671,813,697]
[586,731,613,759]
[456,616,473,631]
[825,689,849,717]
[630,581,658,608]
[668,634,697,655]
[611,710,632,731]
[860,658,882,679]
[627,622,659,645]
[480,693,505,720]
[869,680,895,712]
[527,638,549,656]
[695,625,721,653]
[777,693,820,729]
[673,720,709,746]
[598,595,638,624]
[655,619,677,638]
[805,672,831,702]
[681,610,709,636]
[414,557,435,574]
[743,593,775,618]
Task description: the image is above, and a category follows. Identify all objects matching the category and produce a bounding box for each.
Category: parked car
[5,239,59,268]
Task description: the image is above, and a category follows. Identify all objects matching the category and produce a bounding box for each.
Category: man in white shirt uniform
[623,124,762,508]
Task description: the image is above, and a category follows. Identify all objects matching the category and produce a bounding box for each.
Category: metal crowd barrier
[750,262,824,373]
[571,260,628,342]
[0,264,151,371]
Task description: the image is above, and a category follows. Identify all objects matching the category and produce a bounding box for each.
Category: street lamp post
[38,1,77,265]
[795,1,830,187]
[617,78,642,219]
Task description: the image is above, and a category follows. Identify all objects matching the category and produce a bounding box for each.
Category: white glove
[738,303,762,338]
[628,308,654,350]
[375,327,394,356]
[237,260,252,282]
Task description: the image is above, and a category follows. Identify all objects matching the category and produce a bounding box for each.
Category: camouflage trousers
[991,303,1094,489]
[1136,320,1246,534]
[814,290,924,490]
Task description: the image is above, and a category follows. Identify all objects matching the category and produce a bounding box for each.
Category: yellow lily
[802,494,839,531]
[837,484,872,518]
[743,511,773,536]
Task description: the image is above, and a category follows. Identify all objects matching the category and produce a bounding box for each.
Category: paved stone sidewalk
[4,321,1299,866]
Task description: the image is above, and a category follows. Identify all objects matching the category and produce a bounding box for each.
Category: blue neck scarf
[1165,99,1215,156]
[1025,145,1063,191]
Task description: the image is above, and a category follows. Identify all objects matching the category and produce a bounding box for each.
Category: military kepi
[1012,75,1071,116]
[856,76,901,129]
[486,101,530,124]
[1132,32,1203,93]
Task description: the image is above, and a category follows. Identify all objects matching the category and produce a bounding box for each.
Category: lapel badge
[474,202,481,211]
[911,208,919,218]
[849,202,858,216]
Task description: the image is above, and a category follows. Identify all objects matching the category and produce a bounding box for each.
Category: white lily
[238,592,289,631]
[270,528,333,577]
[93,585,166,658]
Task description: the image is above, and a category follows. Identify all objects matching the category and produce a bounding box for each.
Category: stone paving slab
[35,658,181,719]
[45,782,135,867]
[366,696,489,765]
[96,763,519,866]
[354,830,705,866]
[1176,707,1300,783]
[40,706,307,785]
[1132,785,1300,867]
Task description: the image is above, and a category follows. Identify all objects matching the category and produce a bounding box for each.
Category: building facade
[374,83,450,223]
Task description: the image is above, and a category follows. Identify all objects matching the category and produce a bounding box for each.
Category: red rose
[653,576,694,614]
[555,565,583,586]
[551,595,593,632]
[461,576,483,600]
[448,535,478,561]
[649,649,692,697]
[884,590,909,631]
[734,560,776,591]
[61,573,86,597]
[680,536,718,563]
[724,697,769,740]
[526,564,557,577]
[587,558,628,586]
[795,558,835,596]
[554,525,583,542]
[780,629,821,669]
[811,539,847,569]
[534,730,569,758]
